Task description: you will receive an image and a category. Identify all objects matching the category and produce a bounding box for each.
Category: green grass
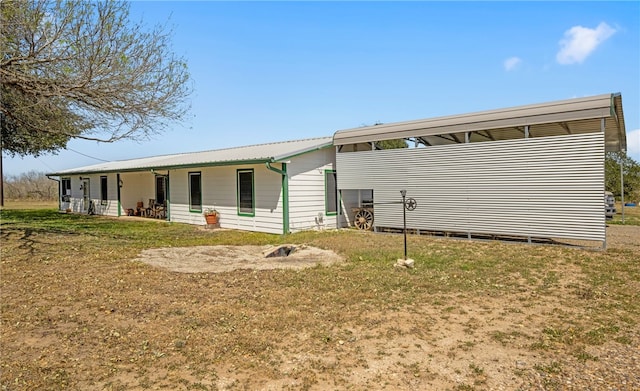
[608,202,640,225]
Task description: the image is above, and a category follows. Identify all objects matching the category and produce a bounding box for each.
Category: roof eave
[46,158,274,177]
[332,93,625,147]
[272,141,334,162]
[46,139,334,176]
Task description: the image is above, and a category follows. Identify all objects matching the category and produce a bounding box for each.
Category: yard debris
[264,244,298,258]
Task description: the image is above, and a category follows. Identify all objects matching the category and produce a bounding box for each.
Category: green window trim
[324,169,338,215]
[188,171,202,212]
[237,169,255,216]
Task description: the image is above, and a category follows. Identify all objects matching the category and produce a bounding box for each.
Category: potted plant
[204,207,219,225]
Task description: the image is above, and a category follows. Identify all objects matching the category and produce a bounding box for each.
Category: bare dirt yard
[134,243,344,273]
[128,225,640,390]
[1,210,639,391]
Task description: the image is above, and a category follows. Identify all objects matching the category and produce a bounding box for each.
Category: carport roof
[333,93,626,152]
[47,137,333,176]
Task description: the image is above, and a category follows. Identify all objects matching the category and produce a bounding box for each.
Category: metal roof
[333,93,626,152]
[47,136,333,176]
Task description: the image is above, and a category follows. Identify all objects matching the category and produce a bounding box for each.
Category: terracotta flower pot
[205,214,219,225]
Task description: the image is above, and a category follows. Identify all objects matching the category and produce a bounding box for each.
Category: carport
[333,93,627,248]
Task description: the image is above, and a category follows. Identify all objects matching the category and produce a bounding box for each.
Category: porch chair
[147,199,156,218]
[154,201,166,219]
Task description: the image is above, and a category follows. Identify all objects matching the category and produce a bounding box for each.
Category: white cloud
[556,22,616,65]
[627,129,640,162]
[504,56,522,71]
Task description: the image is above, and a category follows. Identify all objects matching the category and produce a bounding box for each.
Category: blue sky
[4,1,639,176]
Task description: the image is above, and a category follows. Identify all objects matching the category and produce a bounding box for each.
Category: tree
[605,151,640,203]
[0,0,192,156]
[376,139,408,149]
[2,170,57,200]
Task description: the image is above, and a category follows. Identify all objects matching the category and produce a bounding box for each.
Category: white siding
[288,148,344,231]
[61,151,339,235]
[337,133,605,242]
[163,148,342,234]
[60,174,119,216]
[95,174,119,216]
[169,164,284,234]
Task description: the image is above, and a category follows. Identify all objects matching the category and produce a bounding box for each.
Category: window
[100,176,108,205]
[189,172,202,212]
[61,178,71,202]
[325,170,337,215]
[237,169,254,216]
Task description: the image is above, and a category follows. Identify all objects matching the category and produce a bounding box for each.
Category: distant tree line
[605,152,640,203]
[2,171,57,200]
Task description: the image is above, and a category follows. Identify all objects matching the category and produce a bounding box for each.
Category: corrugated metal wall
[337,133,605,242]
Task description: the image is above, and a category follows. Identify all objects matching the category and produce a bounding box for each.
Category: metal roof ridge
[167,135,333,156]
[46,136,334,176]
[96,136,334,163]
[272,139,334,161]
[333,93,618,136]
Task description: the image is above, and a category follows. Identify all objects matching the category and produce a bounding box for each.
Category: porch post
[117,173,122,217]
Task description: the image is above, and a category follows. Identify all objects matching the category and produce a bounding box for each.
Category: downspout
[166,171,171,221]
[47,175,61,211]
[266,161,289,235]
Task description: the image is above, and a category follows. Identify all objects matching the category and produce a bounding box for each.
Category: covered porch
[118,171,169,220]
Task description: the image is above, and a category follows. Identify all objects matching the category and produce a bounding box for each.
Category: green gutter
[265,161,289,235]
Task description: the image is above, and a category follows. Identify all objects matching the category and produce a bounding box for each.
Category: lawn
[609,202,640,225]
[1,207,639,390]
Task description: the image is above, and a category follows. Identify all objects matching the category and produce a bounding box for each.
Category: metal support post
[401,190,407,260]
[621,157,625,223]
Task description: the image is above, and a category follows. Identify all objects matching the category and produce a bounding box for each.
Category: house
[47,137,345,234]
[333,93,627,248]
[49,93,627,247]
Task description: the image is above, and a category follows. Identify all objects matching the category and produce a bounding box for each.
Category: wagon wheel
[354,209,374,230]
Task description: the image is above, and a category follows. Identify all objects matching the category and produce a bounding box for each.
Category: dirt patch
[133,244,343,273]
[134,225,638,275]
